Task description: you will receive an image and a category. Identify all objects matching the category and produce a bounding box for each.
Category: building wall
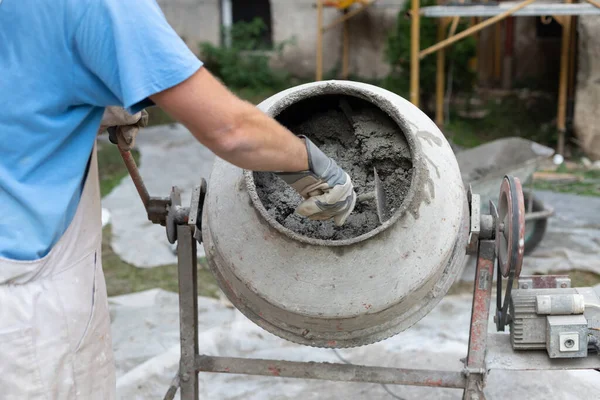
[155,1,563,90]
[346,5,400,79]
[271,0,403,79]
[513,17,561,89]
[157,0,221,51]
[477,17,561,89]
[271,0,343,77]
[574,16,600,160]
[156,0,402,79]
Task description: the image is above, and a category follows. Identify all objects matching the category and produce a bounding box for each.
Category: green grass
[445,94,557,149]
[97,141,140,197]
[543,270,600,288]
[533,169,600,197]
[101,225,219,298]
[146,106,177,127]
[447,269,600,296]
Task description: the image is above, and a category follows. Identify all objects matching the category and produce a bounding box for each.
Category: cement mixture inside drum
[253,95,413,240]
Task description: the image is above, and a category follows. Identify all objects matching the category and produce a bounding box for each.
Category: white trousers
[0,145,116,399]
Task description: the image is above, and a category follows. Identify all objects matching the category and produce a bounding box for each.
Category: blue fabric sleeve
[73,0,203,113]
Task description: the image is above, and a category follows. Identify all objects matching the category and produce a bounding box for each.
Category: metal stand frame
[156,182,499,400]
[111,147,598,400]
[164,224,494,400]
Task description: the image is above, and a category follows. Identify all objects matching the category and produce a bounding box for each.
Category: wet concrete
[254,95,412,240]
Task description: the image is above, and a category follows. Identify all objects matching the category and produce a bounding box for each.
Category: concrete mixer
[203,81,469,348]
[110,80,600,400]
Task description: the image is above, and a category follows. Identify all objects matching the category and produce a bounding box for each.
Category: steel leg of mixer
[177,226,199,400]
[463,240,495,400]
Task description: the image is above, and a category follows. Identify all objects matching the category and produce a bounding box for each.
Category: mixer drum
[202,81,469,348]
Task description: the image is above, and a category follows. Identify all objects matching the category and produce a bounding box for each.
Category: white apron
[0,144,115,399]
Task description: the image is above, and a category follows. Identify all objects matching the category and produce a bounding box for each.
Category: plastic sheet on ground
[523,190,600,273]
[111,288,600,400]
[101,124,215,267]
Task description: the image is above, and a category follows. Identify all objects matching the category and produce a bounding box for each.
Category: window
[231,0,273,48]
[536,17,562,38]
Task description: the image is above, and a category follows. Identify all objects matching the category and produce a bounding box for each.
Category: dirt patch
[253,95,413,240]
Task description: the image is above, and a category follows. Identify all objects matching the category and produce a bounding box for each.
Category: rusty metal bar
[322,0,376,31]
[518,275,570,289]
[524,208,554,221]
[163,369,180,400]
[178,226,199,399]
[118,148,151,207]
[419,0,537,59]
[196,355,467,388]
[463,240,495,399]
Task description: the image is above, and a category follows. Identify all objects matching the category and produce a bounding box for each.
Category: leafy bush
[383,0,477,113]
[199,18,293,91]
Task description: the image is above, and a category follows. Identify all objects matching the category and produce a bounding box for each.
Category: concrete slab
[102,123,215,267]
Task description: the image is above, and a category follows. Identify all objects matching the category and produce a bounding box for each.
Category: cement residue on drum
[253,95,413,240]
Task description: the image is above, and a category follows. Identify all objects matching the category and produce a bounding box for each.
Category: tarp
[111,289,600,400]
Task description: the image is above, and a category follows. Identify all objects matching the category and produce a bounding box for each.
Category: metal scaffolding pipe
[316,0,324,81]
[557,0,573,156]
[419,0,537,59]
[410,0,421,106]
[196,355,467,388]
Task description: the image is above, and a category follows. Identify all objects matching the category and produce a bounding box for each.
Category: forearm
[150,67,308,172]
[188,99,309,172]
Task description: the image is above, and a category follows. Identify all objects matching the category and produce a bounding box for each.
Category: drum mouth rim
[244,82,424,247]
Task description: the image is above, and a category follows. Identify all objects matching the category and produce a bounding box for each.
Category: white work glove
[276,136,357,226]
[98,106,149,151]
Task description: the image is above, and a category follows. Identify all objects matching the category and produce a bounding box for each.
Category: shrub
[199,18,293,91]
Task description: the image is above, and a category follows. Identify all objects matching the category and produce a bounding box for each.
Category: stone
[581,156,593,169]
[574,17,600,161]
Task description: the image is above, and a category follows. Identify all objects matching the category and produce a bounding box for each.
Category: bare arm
[149,67,308,172]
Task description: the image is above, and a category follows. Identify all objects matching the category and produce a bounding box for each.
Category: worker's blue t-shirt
[0,0,202,260]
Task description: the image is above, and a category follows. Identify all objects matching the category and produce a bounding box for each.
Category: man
[0,0,355,398]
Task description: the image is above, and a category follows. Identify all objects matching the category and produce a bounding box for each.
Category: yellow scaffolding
[315,0,377,81]
[411,0,600,155]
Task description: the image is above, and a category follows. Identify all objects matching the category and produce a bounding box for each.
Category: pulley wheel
[496,176,525,278]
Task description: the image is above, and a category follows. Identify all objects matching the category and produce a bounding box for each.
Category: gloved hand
[98,106,149,151]
[276,136,356,226]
